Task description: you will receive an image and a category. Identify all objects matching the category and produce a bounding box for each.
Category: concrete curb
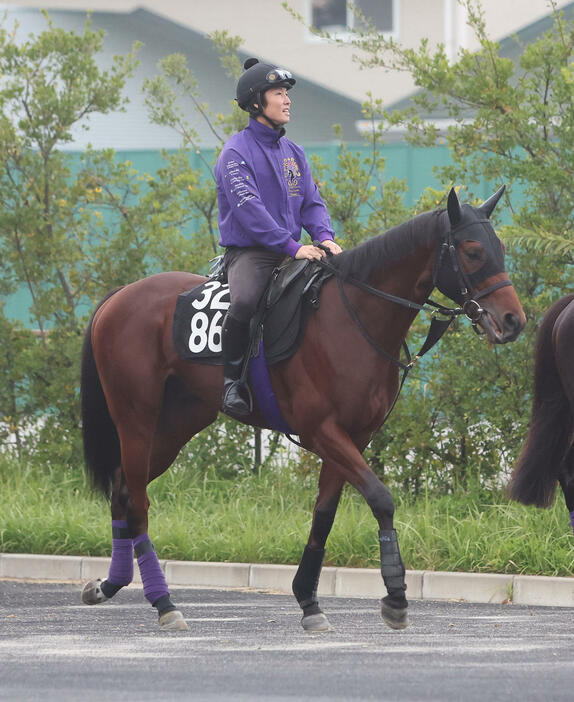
[1,552,573,608]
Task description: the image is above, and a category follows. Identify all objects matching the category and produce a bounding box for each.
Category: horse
[80,186,525,632]
[508,293,574,534]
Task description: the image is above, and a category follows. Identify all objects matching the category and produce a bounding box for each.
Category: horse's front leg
[292,462,344,632]
[310,424,408,631]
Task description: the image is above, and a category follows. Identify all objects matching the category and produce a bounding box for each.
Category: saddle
[172,258,331,366]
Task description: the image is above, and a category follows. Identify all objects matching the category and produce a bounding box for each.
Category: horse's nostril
[504,313,517,329]
[504,313,522,336]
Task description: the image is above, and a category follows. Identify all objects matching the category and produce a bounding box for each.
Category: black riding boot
[222,314,252,417]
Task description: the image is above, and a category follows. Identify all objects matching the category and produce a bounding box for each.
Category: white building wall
[2,0,571,106]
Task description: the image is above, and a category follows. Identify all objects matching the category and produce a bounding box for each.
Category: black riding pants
[224,247,286,323]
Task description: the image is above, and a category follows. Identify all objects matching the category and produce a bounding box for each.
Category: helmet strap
[250,92,285,132]
[259,113,285,132]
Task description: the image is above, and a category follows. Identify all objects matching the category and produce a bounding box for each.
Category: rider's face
[259,87,291,126]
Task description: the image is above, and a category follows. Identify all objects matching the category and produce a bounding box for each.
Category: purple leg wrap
[107,520,134,586]
[570,511,574,536]
[134,534,170,606]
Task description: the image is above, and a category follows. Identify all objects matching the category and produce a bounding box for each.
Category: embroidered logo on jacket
[226,159,254,207]
[283,157,301,197]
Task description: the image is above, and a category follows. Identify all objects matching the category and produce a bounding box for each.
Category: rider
[216,57,342,416]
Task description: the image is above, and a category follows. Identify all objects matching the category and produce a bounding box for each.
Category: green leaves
[342,0,574,271]
[0,19,253,469]
[331,0,574,494]
[1,6,569,496]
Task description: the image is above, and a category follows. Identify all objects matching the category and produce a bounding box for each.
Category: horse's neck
[369,232,437,305]
[348,227,437,359]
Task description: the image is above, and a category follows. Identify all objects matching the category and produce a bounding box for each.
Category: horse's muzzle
[475,309,525,344]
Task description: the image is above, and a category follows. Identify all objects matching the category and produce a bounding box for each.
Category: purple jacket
[216,118,335,257]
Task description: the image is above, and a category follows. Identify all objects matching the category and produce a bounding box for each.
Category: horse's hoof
[81,579,108,606]
[381,600,409,630]
[159,609,189,631]
[301,612,333,633]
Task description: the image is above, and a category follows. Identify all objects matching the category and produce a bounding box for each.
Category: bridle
[435,217,512,327]
[312,218,511,427]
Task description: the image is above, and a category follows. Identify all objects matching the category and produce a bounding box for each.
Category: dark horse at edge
[509,293,574,533]
[80,187,525,632]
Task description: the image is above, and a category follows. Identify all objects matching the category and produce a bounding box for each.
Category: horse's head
[434,186,526,344]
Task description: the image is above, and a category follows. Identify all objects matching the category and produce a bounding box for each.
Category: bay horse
[509,293,574,534]
[80,186,525,632]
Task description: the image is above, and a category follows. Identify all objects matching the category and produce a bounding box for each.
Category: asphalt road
[1,580,573,701]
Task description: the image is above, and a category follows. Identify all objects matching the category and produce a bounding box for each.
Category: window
[310,0,396,37]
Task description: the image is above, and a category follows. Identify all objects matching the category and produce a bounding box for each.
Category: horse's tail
[508,294,574,507]
[81,287,123,499]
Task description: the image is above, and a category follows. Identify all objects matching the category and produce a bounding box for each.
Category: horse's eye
[459,241,486,272]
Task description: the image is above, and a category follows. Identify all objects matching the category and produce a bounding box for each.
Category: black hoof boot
[302,612,332,632]
[381,595,409,630]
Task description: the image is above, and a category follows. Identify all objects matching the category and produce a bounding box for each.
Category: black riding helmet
[236,57,296,117]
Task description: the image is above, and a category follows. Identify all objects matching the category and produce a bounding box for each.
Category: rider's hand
[319,240,343,255]
[295,244,327,261]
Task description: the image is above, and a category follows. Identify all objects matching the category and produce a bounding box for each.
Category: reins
[307,223,511,434]
[315,255,462,373]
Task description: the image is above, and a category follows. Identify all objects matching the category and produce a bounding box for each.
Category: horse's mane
[329,210,442,282]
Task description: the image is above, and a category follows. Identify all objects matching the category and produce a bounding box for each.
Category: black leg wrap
[292,545,325,612]
[111,525,130,539]
[153,594,177,616]
[134,539,155,557]
[379,529,407,604]
[100,579,123,599]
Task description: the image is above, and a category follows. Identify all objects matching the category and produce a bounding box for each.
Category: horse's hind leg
[127,384,219,631]
[292,462,344,632]
[82,468,134,605]
[559,455,574,535]
[114,423,190,632]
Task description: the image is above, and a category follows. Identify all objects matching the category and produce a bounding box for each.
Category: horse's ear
[447,187,462,227]
[478,184,506,219]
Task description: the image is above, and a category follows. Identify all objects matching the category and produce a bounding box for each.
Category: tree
[0,15,215,464]
[0,14,135,462]
[286,0,573,493]
[341,0,573,274]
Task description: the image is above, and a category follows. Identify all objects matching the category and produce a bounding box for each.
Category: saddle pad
[172,269,322,366]
[172,268,328,433]
[173,280,230,363]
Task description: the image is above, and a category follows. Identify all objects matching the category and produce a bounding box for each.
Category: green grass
[1,455,572,576]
